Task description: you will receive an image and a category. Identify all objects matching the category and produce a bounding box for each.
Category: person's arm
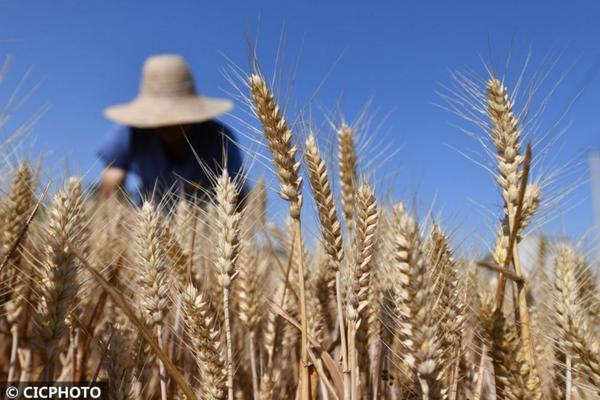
[100,166,127,199]
[97,125,133,200]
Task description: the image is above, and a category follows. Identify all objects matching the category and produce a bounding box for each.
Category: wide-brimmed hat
[104,54,233,128]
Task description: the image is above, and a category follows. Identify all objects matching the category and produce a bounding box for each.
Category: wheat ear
[425,225,465,394]
[304,134,344,284]
[37,178,86,380]
[181,284,227,400]
[214,168,241,400]
[246,177,267,231]
[2,163,34,272]
[487,77,523,226]
[2,163,35,382]
[236,237,264,399]
[485,308,543,400]
[248,73,310,399]
[552,245,600,395]
[304,133,350,396]
[106,327,134,400]
[487,79,542,386]
[236,240,262,334]
[248,74,302,219]
[487,76,526,308]
[2,163,34,300]
[135,202,171,400]
[391,203,442,399]
[338,123,358,231]
[347,182,377,400]
[488,77,526,309]
[136,202,170,326]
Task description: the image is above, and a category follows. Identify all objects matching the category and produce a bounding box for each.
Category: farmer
[98,54,243,202]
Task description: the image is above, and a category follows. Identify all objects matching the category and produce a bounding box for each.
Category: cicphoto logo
[1,383,107,400]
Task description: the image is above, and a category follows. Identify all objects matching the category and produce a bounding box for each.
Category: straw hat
[104,54,233,128]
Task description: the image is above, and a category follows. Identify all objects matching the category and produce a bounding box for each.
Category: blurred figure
[98,54,243,202]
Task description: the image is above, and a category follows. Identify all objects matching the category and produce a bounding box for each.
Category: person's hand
[100,166,127,199]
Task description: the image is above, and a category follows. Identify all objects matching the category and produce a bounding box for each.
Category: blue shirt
[98,120,243,201]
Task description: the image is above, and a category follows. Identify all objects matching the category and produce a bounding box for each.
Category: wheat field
[0,65,598,400]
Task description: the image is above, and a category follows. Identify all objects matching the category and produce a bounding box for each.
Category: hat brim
[104,95,233,128]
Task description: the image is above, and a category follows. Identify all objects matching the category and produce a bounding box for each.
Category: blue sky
[1,0,599,249]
